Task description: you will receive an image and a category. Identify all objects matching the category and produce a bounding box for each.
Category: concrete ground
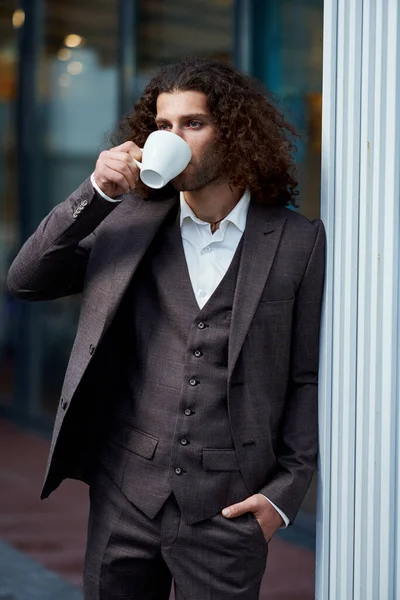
[0,419,315,599]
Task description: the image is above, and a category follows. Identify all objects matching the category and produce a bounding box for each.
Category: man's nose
[170,125,184,139]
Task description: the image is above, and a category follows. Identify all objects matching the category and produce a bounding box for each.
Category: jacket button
[89,344,95,355]
[184,408,192,416]
[193,349,202,358]
[175,467,182,475]
[197,321,206,330]
[180,437,188,446]
[61,399,68,410]
[189,378,198,386]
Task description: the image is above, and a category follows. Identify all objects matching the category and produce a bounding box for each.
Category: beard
[171,144,225,192]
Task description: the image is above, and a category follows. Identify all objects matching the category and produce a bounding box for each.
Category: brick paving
[0,419,315,599]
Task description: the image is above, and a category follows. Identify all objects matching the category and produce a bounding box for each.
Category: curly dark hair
[112,57,299,206]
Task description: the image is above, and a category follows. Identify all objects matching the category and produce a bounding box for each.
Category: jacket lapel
[100,192,178,339]
[228,201,287,379]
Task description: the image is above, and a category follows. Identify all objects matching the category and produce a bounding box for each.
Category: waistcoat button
[193,349,202,358]
[175,467,182,475]
[184,408,192,416]
[180,437,188,445]
[189,378,198,386]
[197,321,206,329]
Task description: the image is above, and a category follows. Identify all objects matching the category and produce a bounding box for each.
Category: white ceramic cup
[133,130,192,189]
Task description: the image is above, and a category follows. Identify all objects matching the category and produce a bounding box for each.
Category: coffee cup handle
[132,148,143,170]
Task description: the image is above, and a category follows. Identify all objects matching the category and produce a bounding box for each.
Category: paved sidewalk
[0,539,82,599]
[0,419,315,599]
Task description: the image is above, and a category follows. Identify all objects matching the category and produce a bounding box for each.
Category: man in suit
[8,58,325,599]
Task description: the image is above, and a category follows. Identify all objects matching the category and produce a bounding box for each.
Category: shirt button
[199,291,207,298]
[197,321,206,329]
[180,438,188,446]
[193,349,202,358]
[203,246,211,253]
[184,408,192,416]
[175,467,182,475]
[189,378,198,386]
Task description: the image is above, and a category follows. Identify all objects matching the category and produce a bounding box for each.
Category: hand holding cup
[93,141,142,198]
[93,132,192,199]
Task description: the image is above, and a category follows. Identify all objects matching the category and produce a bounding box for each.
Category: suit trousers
[84,465,268,600]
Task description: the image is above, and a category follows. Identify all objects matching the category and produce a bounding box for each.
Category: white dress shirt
[91,177,289,527]
[180,190,250,309]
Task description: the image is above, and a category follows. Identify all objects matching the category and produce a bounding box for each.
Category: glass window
[38,0,118,414]
[0,2,18,410]
[42,0,118,211]
[253,0,323,220]
[136,0,234,93]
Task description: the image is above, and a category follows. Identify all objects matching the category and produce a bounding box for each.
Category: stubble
[171,143,226,192]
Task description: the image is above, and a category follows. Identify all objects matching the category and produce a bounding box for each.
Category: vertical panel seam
[352,0,365,597]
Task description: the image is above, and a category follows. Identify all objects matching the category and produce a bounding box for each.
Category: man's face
[155,91,225,191]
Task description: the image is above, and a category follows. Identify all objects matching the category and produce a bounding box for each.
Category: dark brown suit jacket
[7,178,325,524]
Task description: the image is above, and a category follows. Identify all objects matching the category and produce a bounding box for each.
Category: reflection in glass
[255,0,323,220]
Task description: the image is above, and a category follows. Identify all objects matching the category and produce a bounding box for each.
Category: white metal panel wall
[317,0,400,598]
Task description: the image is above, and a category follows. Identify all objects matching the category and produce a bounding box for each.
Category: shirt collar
[180,189,251,233]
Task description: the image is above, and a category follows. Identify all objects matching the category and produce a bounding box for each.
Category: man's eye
[188,121,202,128]
[158,123,170,130]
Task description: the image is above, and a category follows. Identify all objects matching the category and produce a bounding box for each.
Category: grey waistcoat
[101,209,249,524]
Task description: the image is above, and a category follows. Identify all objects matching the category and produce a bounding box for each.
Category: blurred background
[0,0,323,597]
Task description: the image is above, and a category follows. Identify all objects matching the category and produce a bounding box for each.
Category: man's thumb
[222,499,251,518]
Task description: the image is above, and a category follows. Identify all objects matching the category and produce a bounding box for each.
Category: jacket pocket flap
[112,425,158,460]
[202,448,240,471]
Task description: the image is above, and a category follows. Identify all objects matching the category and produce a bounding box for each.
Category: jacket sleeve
[259,219,326,524]
[7,178,119,301]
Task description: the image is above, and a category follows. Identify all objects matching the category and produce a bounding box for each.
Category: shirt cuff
[261,495,290,528]
[90,173,123,203]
